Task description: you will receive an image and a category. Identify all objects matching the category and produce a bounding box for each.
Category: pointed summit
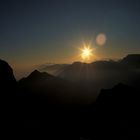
[29,70,41,77]
[19,69,54,85]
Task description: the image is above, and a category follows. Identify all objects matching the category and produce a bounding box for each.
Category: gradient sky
[1,0,140,78]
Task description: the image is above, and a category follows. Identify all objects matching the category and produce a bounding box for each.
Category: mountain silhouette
[0,59,16,86]
[95,83,140,139]
[37,54,140,100]
[120,54,140,68]
[40,54,140,76]
[0,59,16,100]
[1,58,140,139]
[18,69,83,103]
[17,69,95,137]
[0,59,18,130]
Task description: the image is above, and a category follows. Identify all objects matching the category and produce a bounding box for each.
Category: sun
[80,45,93,62]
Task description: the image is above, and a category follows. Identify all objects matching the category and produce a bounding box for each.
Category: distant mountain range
[40,54,140,74]
[39,64,69,75]
[39,54,140,94]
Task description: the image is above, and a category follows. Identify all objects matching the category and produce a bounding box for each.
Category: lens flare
[96,33,107,46]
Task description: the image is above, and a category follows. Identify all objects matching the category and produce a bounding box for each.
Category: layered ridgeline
[1,56,140,138]
[1,54,140,102]
[40,54,140,93]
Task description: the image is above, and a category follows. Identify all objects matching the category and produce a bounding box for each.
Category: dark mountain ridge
[95,83,140,139]
[120,54,140,68]
[18,69,86,104]
[40,54,140,74]
[0,59,16,85]
[1,55,140,139]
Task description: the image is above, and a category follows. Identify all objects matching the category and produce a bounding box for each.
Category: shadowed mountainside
[1,56,140,139]
[95,83,140,139]
[120,54,140,68]
[0,59,16,87]
[18,69,88,103]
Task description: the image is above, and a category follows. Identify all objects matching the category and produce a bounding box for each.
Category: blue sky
[1,0,140,73]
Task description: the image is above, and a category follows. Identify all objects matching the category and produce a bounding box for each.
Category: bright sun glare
[80,45,93,62]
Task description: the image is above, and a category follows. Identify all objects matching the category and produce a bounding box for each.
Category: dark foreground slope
[0,59,94,139]
[1,59,140,139]
[95,83,140,139]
